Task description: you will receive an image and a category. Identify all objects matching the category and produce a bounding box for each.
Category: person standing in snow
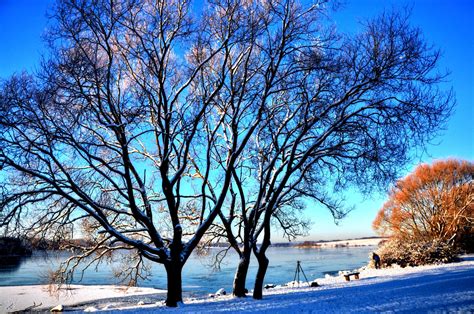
[372,252,381,269]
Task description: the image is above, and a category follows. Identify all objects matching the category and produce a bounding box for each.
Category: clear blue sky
[308,0,474,241]
[0,0,472,241]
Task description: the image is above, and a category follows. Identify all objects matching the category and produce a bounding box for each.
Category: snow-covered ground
[1,255,473,313]
[0,285,165,312]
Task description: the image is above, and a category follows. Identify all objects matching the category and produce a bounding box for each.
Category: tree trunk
[233,251,251,297]
[165,262,183,307]
[253,253,269,300]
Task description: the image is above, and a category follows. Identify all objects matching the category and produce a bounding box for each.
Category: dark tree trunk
[165,262,183,307]
[253,253,269,300]
[233,250,251,297]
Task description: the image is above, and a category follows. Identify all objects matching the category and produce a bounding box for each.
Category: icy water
[0,246,375,296]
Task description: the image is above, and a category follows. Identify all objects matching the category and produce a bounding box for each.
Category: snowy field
[1,255,473,313]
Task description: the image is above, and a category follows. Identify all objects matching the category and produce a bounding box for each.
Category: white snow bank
[114,255,474,313]
[0,284,165,312]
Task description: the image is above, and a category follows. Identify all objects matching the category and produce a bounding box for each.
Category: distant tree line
[0,237,32,257]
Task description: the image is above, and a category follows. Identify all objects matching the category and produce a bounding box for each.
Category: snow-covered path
[114,260,474,313]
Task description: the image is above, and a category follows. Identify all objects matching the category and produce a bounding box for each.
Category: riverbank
[1,255,473,312]
[294,237,385,248]
[0,285,165,312]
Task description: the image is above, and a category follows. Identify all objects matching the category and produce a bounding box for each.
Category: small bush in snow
[377,238,460,267]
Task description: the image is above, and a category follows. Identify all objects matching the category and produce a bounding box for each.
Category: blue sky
[309,0,474,240]
[0,0,472,241]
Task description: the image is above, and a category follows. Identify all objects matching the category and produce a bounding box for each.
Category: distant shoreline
[0,236,385,252]
[293,237,385,249]
[208,236,386,248]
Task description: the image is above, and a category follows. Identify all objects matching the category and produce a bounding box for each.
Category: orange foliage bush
[373,159,474,251]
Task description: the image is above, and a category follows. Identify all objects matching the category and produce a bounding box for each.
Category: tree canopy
[373,159,474,249]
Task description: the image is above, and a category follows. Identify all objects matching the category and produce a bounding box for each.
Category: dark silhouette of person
[372,252,381,269]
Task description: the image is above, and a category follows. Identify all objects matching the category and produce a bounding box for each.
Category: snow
[1,255,473,312]
[0,285,165,312]
[114,256,474,313]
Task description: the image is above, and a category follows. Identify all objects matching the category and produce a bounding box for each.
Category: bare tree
[211,5,454,299]
[0,0,265,307]
[184,0,331,297]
